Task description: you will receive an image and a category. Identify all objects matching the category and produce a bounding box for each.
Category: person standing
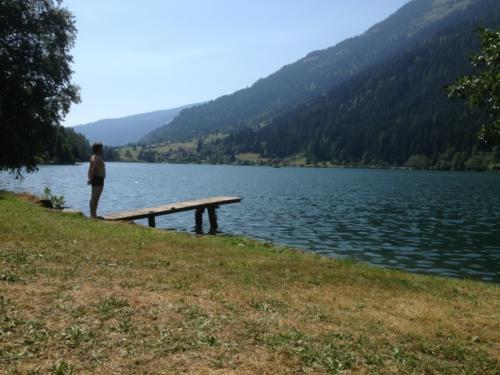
[87,142,106,218]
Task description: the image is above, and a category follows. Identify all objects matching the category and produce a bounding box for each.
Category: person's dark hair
[91,142,103,154]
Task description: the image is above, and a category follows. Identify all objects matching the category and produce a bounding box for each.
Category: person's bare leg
[90,185,103,218]
[90,187,97,218]
[89,197,94,218]
[94,185,103,217]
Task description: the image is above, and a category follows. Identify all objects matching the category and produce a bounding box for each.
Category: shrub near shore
[0,192,499,374]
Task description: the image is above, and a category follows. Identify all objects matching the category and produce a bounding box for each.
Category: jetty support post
[148,212,156,228]
[195,207,205,234]
[208,205,219,234]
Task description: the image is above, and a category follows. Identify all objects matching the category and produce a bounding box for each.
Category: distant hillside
[219,0,500,169]
[72,103,198,146]
[143,0,480,144]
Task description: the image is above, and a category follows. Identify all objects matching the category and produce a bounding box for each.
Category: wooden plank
[103,196,241,222]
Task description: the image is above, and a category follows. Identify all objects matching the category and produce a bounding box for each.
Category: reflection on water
[1,163,499,283]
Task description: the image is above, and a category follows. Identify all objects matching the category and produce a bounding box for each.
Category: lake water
[1,163,499,283]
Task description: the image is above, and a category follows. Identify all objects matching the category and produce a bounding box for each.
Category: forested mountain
[218,0,500,169]
[73,103,198,146]
[143,0,485,144]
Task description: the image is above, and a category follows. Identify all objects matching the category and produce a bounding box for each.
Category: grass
[116,141,198,162]
[117,134,228,162]
[236,153,263,163]
[0,192,499,374]
[153,141,196,154]
[117,146,141,161]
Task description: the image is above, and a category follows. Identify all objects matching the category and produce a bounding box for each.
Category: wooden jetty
[103,196,242,234]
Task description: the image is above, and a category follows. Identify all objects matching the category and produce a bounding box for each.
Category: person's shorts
[91,176,105,187]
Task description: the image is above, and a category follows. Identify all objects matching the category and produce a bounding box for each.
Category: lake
[1,162,499,283]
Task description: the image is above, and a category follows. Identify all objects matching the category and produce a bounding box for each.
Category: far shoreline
[104,159,500,173]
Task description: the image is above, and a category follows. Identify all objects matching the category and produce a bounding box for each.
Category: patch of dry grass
[236,153,263,163]
[0,192,499,374]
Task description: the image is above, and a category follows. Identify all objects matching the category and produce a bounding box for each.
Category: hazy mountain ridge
[218,0,499,168]
[73,103,199,146]
[142,0,481,144]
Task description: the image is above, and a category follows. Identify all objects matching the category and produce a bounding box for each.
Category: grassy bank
[0,192,499,374]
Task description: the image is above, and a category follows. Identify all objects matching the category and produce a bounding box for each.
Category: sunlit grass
[236,152,263,162]
[1,192,499,373]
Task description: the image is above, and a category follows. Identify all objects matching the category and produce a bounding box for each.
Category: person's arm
[87,159,94,184]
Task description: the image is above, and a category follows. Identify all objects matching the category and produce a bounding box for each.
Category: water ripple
[1,164,499,283]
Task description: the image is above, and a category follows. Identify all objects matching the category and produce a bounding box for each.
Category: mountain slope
[219,0,500,167]
[72,103,198,146]
[143,0,481,143]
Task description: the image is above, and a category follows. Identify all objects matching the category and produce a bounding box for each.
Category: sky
[63,0,409,126]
